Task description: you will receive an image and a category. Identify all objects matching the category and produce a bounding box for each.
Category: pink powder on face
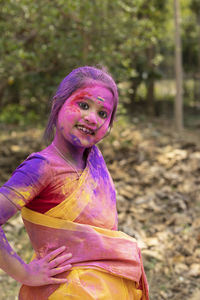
[55,85,114,149]
[69,91,93,104]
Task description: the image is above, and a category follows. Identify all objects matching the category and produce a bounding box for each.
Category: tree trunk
[146,79,155,115]
[174,0,184,132]
[195,8,200,102]
[146,46,155,116]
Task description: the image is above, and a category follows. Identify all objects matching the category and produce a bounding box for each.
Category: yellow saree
[19,146,149,300]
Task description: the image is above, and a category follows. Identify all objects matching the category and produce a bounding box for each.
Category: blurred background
[0,0,200,127]
[0,1,200,299]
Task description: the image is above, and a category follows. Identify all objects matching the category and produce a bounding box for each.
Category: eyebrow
[82,96,112,111]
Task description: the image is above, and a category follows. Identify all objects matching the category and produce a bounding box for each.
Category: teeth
[77,125,94,135]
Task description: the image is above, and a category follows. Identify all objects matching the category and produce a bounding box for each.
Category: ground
[0,117,200,300]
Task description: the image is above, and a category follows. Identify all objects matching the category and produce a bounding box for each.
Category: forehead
[68,85,114,108]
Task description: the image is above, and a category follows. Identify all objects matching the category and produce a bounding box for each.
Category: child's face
[56,84,114,148]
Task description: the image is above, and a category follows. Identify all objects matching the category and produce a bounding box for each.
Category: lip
[75,124,96,135]
[77,123,97,131]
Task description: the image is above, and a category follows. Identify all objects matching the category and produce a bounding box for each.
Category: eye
[98,111,108,119]
[78,102,89,110]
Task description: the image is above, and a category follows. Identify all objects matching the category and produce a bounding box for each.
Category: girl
[0,66,149,299]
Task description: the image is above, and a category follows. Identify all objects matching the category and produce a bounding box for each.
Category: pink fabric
[23,218,142,282]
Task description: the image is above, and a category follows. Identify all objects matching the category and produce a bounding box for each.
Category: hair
[43,65,118,143]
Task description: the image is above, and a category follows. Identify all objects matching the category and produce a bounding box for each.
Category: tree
[174,0,183,131]
[0,0,196,124]
[190,0,200,102]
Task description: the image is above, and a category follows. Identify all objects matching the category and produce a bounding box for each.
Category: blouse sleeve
[0,153,52,210]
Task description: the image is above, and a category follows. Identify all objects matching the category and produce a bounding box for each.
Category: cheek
[100,116,111,129]
[95,118,110,138]
[59,106,81,126]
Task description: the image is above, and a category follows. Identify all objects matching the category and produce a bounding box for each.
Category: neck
[52,132,86,169]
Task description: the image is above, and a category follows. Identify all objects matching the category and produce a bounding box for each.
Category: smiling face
[56,84,114,149]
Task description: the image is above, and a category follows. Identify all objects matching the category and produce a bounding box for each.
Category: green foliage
[0,104,40,125]
[181,0,200,73]
[0,0,199,125]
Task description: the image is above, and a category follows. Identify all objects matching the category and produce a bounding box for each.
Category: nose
[84,111,98,125]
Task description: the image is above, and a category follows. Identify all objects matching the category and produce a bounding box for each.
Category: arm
[0,193,72,286]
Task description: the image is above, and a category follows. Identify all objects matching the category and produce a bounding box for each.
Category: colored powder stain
[0,228,25,264]
[70,134,82,146]
[84,134,93,142]
[70,91,92,103]
[89,147,109,182]
[12,155,47,188]
[88,148,101,181]
[66,106,80,113]
[19,190,32,199]
[17,199,25,207]
[109,186,116,204]
[1,208,13,220]
[97,96,105,102]
[90,147,116,204]
[85,192,91,204]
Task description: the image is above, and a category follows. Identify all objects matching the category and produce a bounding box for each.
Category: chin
[69,137,93,149]
[70,133,105,148]
[79,141,95,148]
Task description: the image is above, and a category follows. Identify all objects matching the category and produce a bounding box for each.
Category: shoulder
[14,151,50,171]
[89,145,103,159]
[88,145,106,165]
[11,148,52,179]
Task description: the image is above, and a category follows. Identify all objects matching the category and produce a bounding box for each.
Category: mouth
[76,125,95,135]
